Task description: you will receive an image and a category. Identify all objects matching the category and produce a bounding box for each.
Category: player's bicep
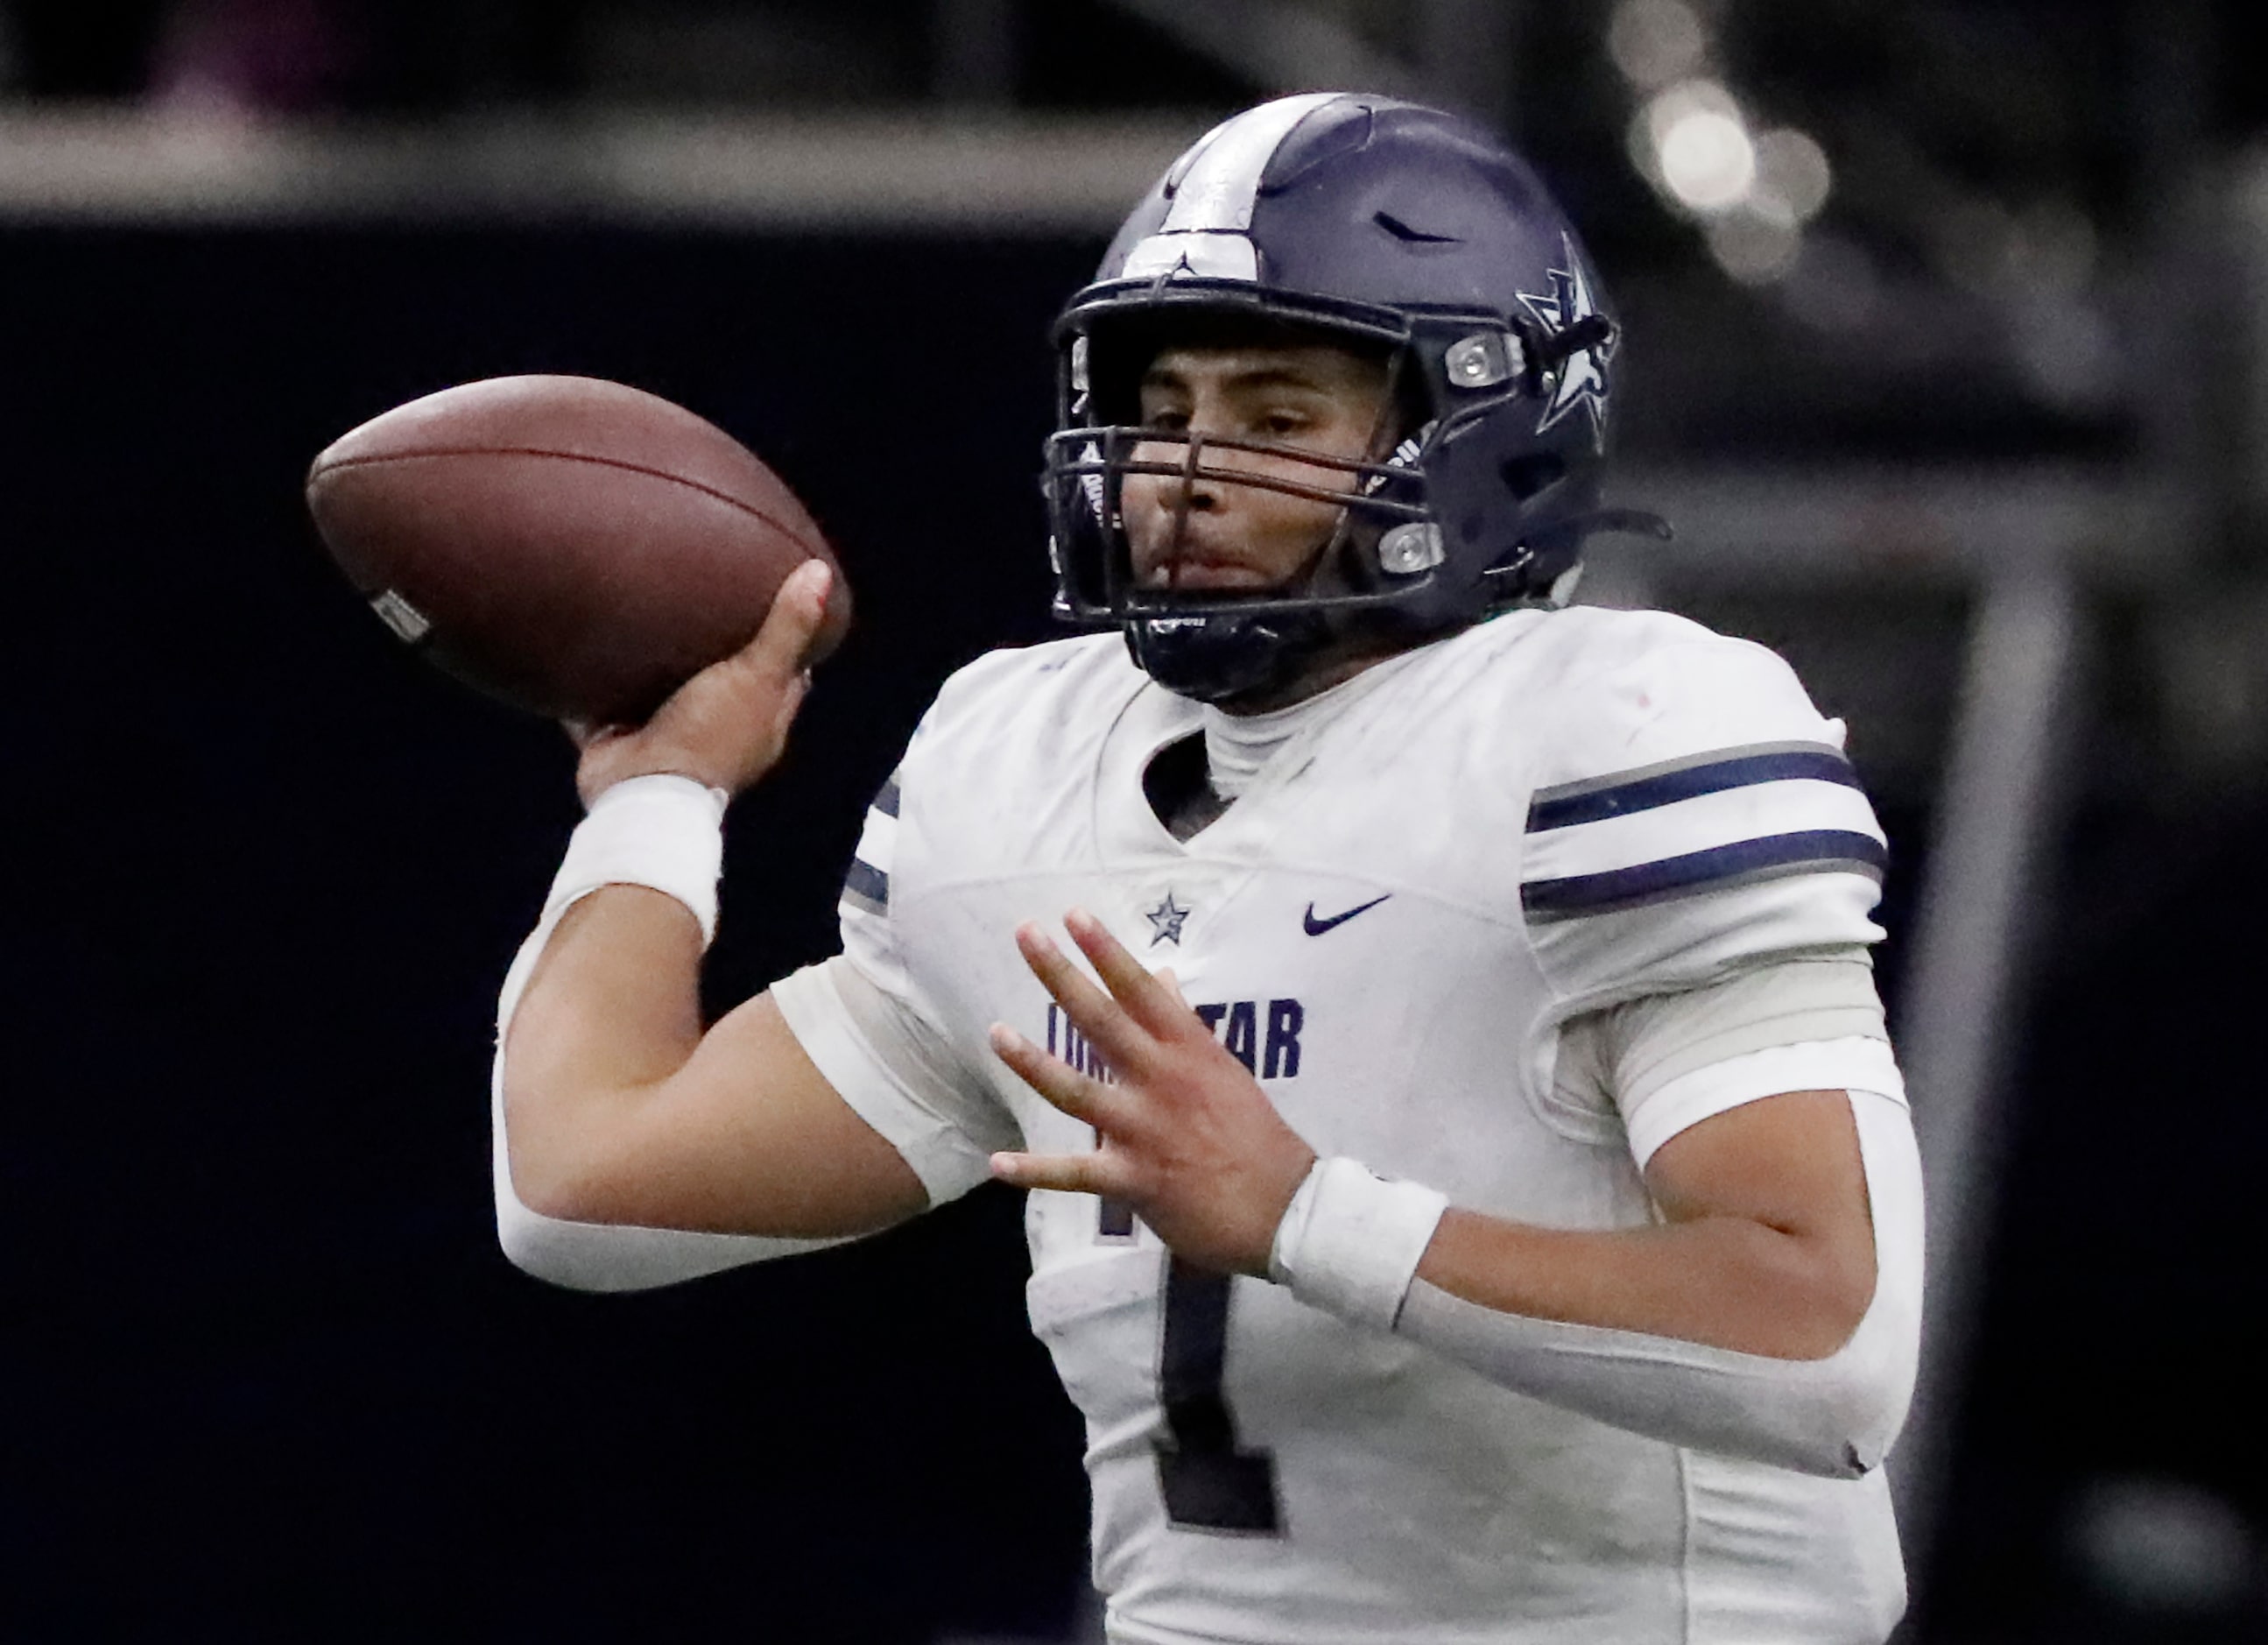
[588,988,929,1239]
[1642,1089,1877,1318]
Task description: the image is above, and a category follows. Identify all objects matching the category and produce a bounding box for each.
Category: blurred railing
[0,106,1188,229]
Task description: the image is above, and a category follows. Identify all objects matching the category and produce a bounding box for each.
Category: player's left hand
[988,909,1318,1277]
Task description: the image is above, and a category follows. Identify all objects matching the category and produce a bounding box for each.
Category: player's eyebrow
[1139,361,1340,396]
[1229,367,1337,392]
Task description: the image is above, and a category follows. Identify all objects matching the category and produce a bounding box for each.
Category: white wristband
[546,773,729,944]
[1268,1156,1449,1332]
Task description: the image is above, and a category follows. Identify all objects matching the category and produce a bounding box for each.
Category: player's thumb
[738,559,834,685]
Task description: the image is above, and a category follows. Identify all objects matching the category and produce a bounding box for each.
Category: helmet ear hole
[1501,452,1565,501]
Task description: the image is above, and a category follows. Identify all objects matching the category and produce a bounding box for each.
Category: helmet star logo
[1144,892,1191,946]
[1517,237,1615,447]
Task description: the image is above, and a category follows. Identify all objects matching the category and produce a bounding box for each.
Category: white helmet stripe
[1158,92,1344,235]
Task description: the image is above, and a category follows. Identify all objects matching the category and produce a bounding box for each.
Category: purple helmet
[1043,92,1665,702]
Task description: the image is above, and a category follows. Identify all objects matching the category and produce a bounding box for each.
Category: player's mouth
[1138,556,1275,590]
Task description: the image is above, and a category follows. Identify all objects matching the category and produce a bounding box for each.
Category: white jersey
[771,606,1905,1644]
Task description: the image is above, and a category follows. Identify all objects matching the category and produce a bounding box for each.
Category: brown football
[306,375,851,724]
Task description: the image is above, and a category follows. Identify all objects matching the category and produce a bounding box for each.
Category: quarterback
[497,95,1923,1643]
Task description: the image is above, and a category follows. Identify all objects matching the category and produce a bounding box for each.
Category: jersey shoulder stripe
[1522,829,1887,922]
[842,856,890,914]
[831,632,1140,922]
[841,766,904,914]
[1527,741,1862,832]
[1520,733,1883,907]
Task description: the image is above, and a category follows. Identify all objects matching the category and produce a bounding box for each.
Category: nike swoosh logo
[1302,894,1391,936]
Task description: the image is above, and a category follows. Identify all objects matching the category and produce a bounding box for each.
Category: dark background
[5,2,2268,1641]
[5,229,1101,1641]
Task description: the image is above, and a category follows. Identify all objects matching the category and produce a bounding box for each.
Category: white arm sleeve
[1277,956,1923,1476]
[491,775,851,1294]
[1393,1087,1922,1478]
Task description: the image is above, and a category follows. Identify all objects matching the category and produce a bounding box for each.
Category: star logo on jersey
[1516,236,1614,448]
[1144,892,1191,946]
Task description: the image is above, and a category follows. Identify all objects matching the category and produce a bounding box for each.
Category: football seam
[308,446,828,557]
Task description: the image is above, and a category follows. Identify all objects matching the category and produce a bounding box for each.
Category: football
[305,375,851,724]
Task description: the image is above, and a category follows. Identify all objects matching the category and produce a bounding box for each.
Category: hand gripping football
[306,375,851,725]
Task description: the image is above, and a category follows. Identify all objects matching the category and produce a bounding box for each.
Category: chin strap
[1123,606,1331,703]
[1481,505,1675,606]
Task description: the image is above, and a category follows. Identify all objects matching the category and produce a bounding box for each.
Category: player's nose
[1173,421,1257,504]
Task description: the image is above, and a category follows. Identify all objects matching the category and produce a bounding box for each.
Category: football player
[497,94,1923,1643]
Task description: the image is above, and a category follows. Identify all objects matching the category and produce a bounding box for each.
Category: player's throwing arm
[495,561,931,1288]
[301,377,928,1288]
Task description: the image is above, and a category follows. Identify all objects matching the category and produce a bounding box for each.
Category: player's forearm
[1265,1096,1922,1475]
[508,882,704,1073]
[490,773,729,1218]
[1416,1207,1873,1361]
[502,892,708,1215]
[489,780,924,1281]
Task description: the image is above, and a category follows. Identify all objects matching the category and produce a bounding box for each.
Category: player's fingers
[1012,923,1154,1071]
[734,559,834,687]
[1063,907,1194,1037]
[988,1022,1138,1130]
[989,1148,1128,1198]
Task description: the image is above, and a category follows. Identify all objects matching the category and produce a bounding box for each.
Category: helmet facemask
[1043,310,1451,702]
[1042,297,1624,702]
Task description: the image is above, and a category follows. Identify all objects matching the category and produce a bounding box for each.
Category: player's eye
[1143,406,1192,433]
[1260,409,1312,439]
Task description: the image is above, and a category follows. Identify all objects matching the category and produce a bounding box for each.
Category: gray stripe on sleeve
[1574,950,1888,1112]
[842,858,889,914]
[1531,740,1849,807]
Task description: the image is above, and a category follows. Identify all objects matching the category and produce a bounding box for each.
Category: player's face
[1126,343,1392,592]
